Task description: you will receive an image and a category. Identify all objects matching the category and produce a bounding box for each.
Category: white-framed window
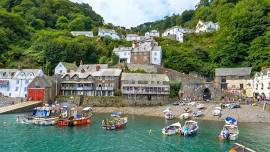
[15,87,19,91]
[16,80,19,84]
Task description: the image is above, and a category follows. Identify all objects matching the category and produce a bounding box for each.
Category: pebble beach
[93,103,270,123]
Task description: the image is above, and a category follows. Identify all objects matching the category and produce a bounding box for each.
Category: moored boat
[218,124,239,141]
[212,107,221,116]
[163,108,174,120]
[229,143,256,152]
[192,111,203,117]
[102,117,128,130]
[180,113,191,120]
[225,117,237,125]
[182,120,199,136]
[162,122,182,135]
[196,104,205,109]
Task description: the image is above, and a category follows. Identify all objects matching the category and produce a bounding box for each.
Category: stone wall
[56,95,171,107]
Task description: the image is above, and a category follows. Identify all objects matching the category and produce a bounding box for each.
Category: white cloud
[71,0,199,28]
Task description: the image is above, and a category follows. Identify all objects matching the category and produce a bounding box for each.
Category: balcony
[61,87,93,90]
[122,90,169,95]
[96,87,114,91]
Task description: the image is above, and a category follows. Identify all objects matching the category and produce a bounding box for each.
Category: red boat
[102,117,128,130]
[57,117,91,127]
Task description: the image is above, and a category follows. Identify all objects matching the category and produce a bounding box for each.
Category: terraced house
[60,64,122,97]
[121,73,170,101]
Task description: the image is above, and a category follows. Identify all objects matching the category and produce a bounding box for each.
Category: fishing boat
[102,117,128,130]
[192,111,203,117]
[56,107,92,127]
[161,122,182,135]
[228,143,256,152]
[180,113,191,120]
[212,107,221,116]
[225,117,238,125]
[163,108,174,120]
[196,104,205,109]
[182,120,199,136]
[111,112,122,117]
[17,107,59,126]
[218,124,239,141]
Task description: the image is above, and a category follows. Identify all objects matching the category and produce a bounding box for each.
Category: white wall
[98,31,120,40]
[253,72,270,99]
[54,63,67,75]
[151,50,161,65]
[114,51,131,63]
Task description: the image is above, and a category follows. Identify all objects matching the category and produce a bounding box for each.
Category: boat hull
[57,117,91,127]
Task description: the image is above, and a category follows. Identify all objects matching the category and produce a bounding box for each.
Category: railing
[61,87,93,90]
[96,87,114,90]
[121,90,169,95]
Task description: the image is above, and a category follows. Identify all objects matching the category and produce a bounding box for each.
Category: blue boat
[225,117,237,125]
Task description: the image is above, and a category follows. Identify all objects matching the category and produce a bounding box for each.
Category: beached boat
[192,111,203,117]
[182,120,199,136]
[56,107,92,127]
[225,117,238,125]
[163,108,174,120]
[102,117,128,130]
[229,143,256,152]
[161,122,182,135]
[218,124,239,141]
[180,113,191,120]
[17,107,59,126]
[212,107,221,116]
[196,104,205,109]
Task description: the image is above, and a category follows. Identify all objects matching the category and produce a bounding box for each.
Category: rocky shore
[93,103,270,123]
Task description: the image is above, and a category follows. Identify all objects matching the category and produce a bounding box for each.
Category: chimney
[96,65,101,71]
[18,65,22,71]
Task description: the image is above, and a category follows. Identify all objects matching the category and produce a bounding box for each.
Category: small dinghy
[163,108,174,120]
[180,113,191,120]
[196,104,205,109]
[162,122,182,135]
[192,111,203,117]
[225,117,237,125]
[102,117,128,130]
[182,120,199,136]
[212,107,221,116]
[219,124,239,141]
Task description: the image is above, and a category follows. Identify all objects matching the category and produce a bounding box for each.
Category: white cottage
[195,20,219,33]
[0,69,44,98]
[71,31,94,37]
[252,68,270,100]
[145,30,160,38]
[54,62,78,76]
[98,28,120,40]
[126,34,141,41]
[113,47,132,63]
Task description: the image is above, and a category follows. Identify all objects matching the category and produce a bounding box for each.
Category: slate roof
[77,64,108,72]
[121,73,169,82]
[61,62,78,71]
[28,75,54,88]
[215,67,252,77]
[92,69,122,77]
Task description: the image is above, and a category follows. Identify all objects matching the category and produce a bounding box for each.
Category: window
[239,76,244,79]
[15,87,19,91]
[240,84,243,89]
[25,80,29,84]
[60,70,62,74]
[24,87,27,91]
[154,52,157,56]
[124,52,127,56]
[16,80,19,84]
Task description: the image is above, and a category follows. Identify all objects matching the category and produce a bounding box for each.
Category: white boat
[162,122,182,135]
[182,120,199,136]
[163,108,174,120]
[212,107,221,116]
[180,113,191,120]
[219,124,239,141]
[111,112,122,117]
[196,104,205,109]
[192,111,203,117]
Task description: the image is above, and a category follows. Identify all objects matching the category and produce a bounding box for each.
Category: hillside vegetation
[0,0,269,77]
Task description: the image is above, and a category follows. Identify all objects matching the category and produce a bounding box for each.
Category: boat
[163,108,174,120]
[225,117,238,125]
[212,107,221,116]
[17,107,59,126]
[111,112,122,117]
[161,122,182,135]
[102,117,128,130]
[182,120,199,136]
[180,113,191,120]
[229,143,256,152]
[192,111,203,117]
[218,124,239,141]
[56,107,92,127]
[196,104,205,109]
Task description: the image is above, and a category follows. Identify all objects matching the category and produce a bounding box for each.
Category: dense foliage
[0,0,130,74]
[132,0,270,76]
[0,0,269,77]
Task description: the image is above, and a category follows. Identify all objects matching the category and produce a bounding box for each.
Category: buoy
[149,129,152,135]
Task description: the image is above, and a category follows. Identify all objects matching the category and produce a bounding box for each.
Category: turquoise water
[0,114,269,152]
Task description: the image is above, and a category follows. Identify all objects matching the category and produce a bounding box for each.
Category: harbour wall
[55,96,173,107]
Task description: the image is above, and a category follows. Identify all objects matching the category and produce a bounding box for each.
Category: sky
[71,0,199,28]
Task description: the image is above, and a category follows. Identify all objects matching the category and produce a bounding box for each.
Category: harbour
[0,113,268,152]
